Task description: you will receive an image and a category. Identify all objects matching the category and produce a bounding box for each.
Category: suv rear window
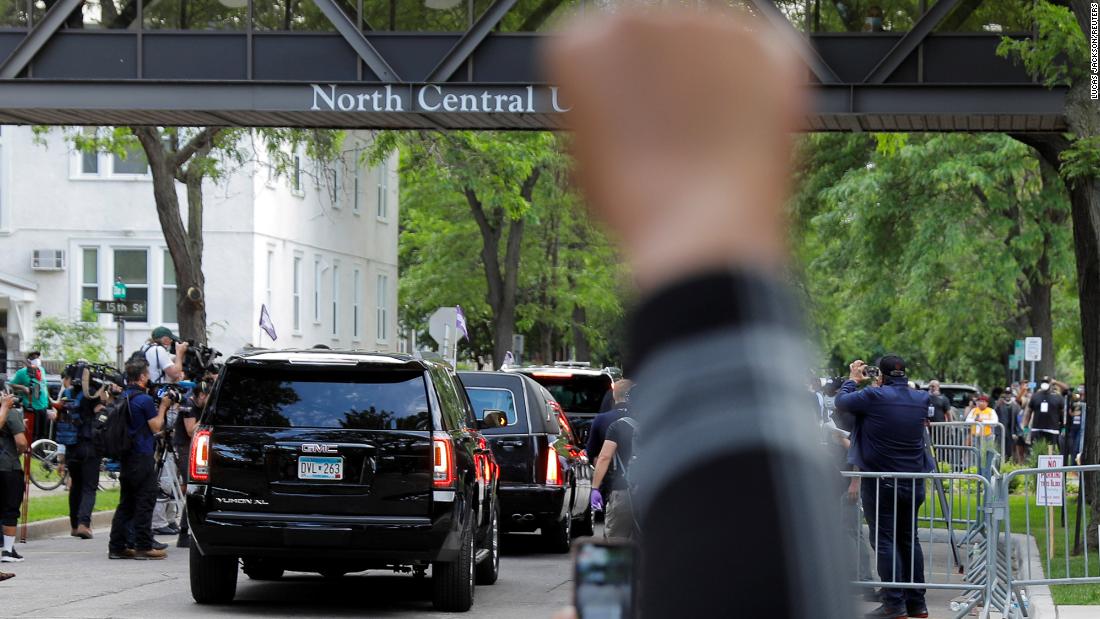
[466,387,520,432]
[211,366,430,430]
[525,373,611,415]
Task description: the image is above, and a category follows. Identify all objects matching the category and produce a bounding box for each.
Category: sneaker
[865,605,907,619]
[0,549,24,563]
[74,525,94,540]
[0,571,14,582]
[153,525,179,536]
[177,533,191,549]
[905,603,929,618]
[133,548,167,560]
[150,541,169,551]
[108,548,136,560]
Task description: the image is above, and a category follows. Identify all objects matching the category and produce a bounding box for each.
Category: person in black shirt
[591,416,637,539]
[586,380,632,513]
[61,373,110,540]
[927,380,953,423]
[1024,382,1064,454]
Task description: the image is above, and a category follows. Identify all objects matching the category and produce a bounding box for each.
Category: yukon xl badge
[301,443,338,454]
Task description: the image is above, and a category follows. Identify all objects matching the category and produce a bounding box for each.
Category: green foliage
[380,131,626,366]
[31,315,109,365]
[791,133,1078,386]
[1060,136,1100,188]
[997,0,1089,87]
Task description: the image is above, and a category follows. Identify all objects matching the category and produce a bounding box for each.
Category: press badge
[1040,402,1049,413]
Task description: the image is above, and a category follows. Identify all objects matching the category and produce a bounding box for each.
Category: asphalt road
[0,526,576,618]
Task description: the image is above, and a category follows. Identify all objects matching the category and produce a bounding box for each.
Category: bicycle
[28,437,65,491]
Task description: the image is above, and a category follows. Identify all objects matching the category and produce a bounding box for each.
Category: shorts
[0,470,25,527]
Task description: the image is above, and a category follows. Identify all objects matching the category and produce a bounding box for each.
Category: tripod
[152,432,185,533]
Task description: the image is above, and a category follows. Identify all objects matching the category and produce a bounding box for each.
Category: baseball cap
[877,354,906,378]
[151,326,179,342]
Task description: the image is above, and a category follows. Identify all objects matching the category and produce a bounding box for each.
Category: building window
[313,257,322,323]
[353,159,362,214]
[352,268,361,341]
[114,248,149,322]
[292,256,302,332]
[81,248,99,304]
[331,265,339,337]
[265,250,274,310]
[292,154,302,193]
[376,274,388,342]
[112,144,150,176]
[376,165,388,220]
[162,250,178,324]
[81,150,99,175]
[328,167,339,205]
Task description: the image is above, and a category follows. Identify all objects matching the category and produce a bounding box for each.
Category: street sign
[428,306,458,363]
[1014,339,1025,358]
[112,278,127,300]
[91,299,146,318]
[1024,337,1042,362]
[1036,455,1063,506]
[1008,354,1017,367]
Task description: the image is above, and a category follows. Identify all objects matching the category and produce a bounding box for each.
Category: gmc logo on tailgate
[301,443,338,453]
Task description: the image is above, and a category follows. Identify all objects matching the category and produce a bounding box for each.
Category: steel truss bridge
[0,0,1068,131]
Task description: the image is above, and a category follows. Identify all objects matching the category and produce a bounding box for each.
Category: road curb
[20,510,115,542]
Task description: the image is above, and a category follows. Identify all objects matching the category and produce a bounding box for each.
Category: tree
[384,131,624,368]
[791,133,1077,388]
[997,0,1100,546]
[31,305,110,366]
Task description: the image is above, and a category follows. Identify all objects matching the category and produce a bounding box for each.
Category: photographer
[172,376,211,548]
[1,392,28,564]
[61,365,120,540]
[107,359,170,560]
[143,326,188,384]
[835,356,933,619]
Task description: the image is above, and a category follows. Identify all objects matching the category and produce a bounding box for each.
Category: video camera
[173,340,222,380]
[63,361,124,395]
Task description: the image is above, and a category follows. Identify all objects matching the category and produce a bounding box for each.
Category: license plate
[298,456,344,480]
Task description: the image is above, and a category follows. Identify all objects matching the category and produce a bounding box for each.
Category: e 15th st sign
[309,83,571,115]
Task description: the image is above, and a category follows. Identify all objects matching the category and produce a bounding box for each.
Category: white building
[0,126,399,369]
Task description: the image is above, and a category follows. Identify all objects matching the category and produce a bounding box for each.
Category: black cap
[878,355,906,378]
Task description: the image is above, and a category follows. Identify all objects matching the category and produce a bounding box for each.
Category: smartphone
[574,538,637,619]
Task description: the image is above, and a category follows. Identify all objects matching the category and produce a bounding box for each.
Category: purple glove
[591,489,604,511]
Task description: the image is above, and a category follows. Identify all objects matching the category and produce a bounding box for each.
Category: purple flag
[455,305,469,341]
[259,304,277,341]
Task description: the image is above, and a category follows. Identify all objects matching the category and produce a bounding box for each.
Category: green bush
[31,308,109,366]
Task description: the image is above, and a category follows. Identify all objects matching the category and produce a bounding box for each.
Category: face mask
[866,17,883,29]
[30,358,42,369]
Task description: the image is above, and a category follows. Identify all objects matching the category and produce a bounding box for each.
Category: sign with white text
[1025,337,1042,362]
[91,299,146,318]
[1036,455,1063,507]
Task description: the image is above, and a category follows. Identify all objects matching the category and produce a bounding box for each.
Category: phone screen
[574,540,635,619]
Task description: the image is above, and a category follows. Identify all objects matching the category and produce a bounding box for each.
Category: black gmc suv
[186,350,500,612]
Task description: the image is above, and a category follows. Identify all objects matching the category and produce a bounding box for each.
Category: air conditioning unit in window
[31,249,66,271]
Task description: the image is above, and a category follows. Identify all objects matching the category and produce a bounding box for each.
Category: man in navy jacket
[836,355,934,619]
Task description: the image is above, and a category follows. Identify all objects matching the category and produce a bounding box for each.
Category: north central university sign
[308,83,572,114]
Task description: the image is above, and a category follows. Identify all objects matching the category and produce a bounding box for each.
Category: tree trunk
[571,305,590,362]
[178,167,209,344]
[1024,243,1055,380]
[465,167,540,369]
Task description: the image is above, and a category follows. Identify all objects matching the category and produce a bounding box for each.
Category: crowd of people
[0,326,211,580]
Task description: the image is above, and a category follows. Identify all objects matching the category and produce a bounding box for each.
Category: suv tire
[475,504,500,585]
[574,505,595,538]
[242,559,284,581]
[542,512,572,554]
[190,543,239,604]
[432,515,475,612]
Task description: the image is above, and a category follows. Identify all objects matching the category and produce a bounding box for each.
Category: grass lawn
[910,477,1100,605]
[26,487,120,523]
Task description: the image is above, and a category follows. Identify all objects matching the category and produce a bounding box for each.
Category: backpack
[607,416,639,488]
[94,393,133,459]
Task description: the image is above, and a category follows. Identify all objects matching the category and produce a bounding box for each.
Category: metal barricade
[998,464,1100,618]
[842,471,995,619]
[929,422,1006,476]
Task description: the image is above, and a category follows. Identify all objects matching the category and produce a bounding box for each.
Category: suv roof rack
[553,361,592,369]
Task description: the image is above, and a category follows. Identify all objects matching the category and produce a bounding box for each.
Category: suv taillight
[190,428,211,483]
[433,432,455,489]
[545,447,562,486]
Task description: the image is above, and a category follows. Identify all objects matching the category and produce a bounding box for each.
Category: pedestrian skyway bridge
[0,0,1067,131]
